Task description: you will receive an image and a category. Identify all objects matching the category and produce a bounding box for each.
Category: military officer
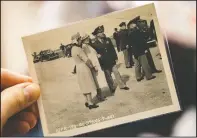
[127,18,156,81]
[113,28,120,52]
[118,22,131,68]
[136,18,162,73]
[91,25,129,93]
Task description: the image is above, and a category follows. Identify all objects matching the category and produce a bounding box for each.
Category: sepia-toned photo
[22,3,181,136]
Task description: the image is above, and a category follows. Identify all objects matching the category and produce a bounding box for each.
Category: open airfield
[35,46,172,134]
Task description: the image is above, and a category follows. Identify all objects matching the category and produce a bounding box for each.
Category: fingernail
[24,84,39,102]
[26,77,33,82]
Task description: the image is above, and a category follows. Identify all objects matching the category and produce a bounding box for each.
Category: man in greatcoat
[137,19,162,73]
[118,22,131,68]
[113,28,120,52]
[127,18,156,81]
[91,25,129,93]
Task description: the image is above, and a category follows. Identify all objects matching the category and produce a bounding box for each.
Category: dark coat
[113,31,120,48]
[128,27,148,58]
[91,37,118,70]
[118,29,129,51]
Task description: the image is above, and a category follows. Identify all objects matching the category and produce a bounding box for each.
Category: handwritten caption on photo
[56,114,115,132]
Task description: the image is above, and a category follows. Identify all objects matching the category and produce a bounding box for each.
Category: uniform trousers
[104,65,125,91]
[134,54,152,80]
[146,49,157,72]
[128,47,134,66]
[123,49,130,67]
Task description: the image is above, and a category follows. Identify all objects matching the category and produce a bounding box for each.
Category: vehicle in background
[32,52,40,63]
[39,49,59,62]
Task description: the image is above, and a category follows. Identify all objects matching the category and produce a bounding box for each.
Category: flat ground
[35,46,172,134]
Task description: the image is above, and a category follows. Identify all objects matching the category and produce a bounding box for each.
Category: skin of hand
[1,68,41,136]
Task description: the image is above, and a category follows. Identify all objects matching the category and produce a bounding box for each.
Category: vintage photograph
[22,3,180,136]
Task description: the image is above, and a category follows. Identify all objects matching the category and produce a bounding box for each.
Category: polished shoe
[147,76,156,80]
[88,104,99,109]
[137,78,142,82]
[137,76,144,82]
[152,70,162,73]
[85,102,89,107]
[120,86,130,90]
[85,103,99,109]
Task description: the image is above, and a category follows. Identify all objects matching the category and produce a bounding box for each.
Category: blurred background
[1,1,196,137]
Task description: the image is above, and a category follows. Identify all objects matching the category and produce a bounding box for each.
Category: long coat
[71,46,97,94]
[82,43,100,88]
[82,43,108,90]
[118,29,129,51]
[113,32,120,51]
[91,37,118,71]
[127,27,147,58]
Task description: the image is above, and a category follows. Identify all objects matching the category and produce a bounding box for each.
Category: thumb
[1,82,40,130]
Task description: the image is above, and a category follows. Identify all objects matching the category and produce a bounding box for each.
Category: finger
[1,82,40,130]
[25,103,40,118]
[2,111,37,136]
[2,119,31,136]
[1,68,32,90]
[17,112,37,129]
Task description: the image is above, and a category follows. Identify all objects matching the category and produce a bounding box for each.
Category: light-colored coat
[72,46,97,94]
[82,44,108,90]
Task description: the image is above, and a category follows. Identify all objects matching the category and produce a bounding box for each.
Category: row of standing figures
[66,22,162,110]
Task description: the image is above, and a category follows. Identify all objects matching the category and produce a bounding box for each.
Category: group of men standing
[113,16,162,81]
[65,16,162,105]
[59,16,164,109]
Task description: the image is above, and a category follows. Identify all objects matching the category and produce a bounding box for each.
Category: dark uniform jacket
[91,37,118,70]
[128,27,147,58]
[118,29,129,51]
[113,32,120,51]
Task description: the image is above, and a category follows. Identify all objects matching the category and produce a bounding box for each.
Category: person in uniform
[118,22,131,68]
[32,52,37,59]
[66,44,72,58]
[113,28,120,52]
[32,52,39,63]
[71,33,99,109]
[81,33,105,101]
[60,43,66,58]
[91,25,129,93]
[137,18,162,73]
[127,18,156,81]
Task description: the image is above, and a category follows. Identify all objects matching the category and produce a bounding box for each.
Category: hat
[81,33,90,41]
[127,16,140,27]
[119,22,126,27]
[92,25,104,36]
[71,32,81,41]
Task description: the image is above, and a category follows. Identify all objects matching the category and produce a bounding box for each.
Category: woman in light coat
[81,34,106,101]
[71,34,99,109]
